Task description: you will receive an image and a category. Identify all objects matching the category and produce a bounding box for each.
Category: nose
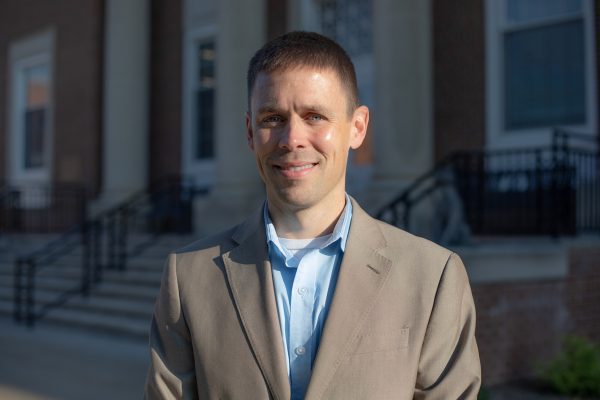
[278,116,307,151]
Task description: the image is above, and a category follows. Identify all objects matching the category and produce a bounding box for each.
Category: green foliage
[539,335,600,397]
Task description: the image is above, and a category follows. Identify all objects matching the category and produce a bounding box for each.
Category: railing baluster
[93,219,103,283]
[535,150,543,234]
[118,207,128,270]
[82,222,91,297]
[26,259,35,328]
[108,213,117,269]
[13,259,23,323]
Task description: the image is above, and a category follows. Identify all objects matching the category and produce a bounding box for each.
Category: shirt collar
[264,194,353,261]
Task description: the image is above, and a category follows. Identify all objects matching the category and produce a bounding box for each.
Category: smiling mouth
[274,162,318,177]
[278,164,315,172]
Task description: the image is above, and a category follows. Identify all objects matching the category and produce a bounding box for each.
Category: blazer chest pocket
[352,327,410,355]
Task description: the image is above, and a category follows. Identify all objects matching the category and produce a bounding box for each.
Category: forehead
[250,66,347,108]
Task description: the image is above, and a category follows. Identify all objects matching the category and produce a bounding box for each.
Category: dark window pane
[195,89,214,159]
[504,20,586,130]
[506,0,582,23]
[195,40,216,160]
[24,108,45,168]
[198,42,215,86]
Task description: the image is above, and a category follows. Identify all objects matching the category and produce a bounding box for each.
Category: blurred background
[0,0,599,398]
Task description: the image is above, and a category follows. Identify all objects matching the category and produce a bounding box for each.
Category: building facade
[1,0,599,387]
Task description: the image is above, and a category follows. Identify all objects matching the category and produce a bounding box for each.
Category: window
[182,26,216,187]
[504,0,585,130]
[194,41,215,160]
[22,64,50,169]
[8,29,54,183]
[486,0,596,147]
[320,0,372,58]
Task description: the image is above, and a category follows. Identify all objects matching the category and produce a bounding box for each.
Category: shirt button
[298,287,308,296]
[295,346,306,356]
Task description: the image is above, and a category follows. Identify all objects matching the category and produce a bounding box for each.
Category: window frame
[182,25,216,187]
[485,0,597,150]
[7,29,55,184]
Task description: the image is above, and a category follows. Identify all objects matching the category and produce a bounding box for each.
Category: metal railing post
[26,259,35,328]
[13,258,23,323]
[93,219,103,283]
[535,150,543,234]
[108,213,117,269]
[81,222,91,297]
[118,207,128,270]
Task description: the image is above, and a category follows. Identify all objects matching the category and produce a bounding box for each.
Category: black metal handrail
[376,128,599,242]
[13,175,207,327]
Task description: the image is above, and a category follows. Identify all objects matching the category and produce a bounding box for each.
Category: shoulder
[350,199,460,282]
[375,218,467,282]
[174,226,237,258]
[164,206,264,274]
[375,218,452,263]
[351,197,453,263]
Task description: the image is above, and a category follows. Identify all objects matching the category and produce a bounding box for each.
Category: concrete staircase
[0,233,197,342]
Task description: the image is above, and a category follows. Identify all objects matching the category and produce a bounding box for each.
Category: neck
[267,193,347,239]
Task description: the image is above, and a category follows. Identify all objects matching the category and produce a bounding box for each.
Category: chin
[272,189,317,210]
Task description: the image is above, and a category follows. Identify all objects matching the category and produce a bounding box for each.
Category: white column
[195,0,266,233]
[370,0,433,208]
[100,0,149,206]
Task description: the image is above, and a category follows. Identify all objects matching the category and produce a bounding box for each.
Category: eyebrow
[255,105,280,115]
[255,104,331,116]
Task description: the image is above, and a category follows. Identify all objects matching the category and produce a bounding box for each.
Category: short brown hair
[247,31,359,115]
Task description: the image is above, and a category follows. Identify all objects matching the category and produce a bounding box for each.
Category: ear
[245,112,255,151]
[349,105,369,149]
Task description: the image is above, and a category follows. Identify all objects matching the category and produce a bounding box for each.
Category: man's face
[246,66,369,212]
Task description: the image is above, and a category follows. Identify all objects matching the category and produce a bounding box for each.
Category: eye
[262,115,284,124]
[307,114,325,121]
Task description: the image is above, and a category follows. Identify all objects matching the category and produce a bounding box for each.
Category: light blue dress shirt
[264,196,353,400]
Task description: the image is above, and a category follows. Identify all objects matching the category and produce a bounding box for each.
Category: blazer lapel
[222,209,291,400]
[305,200,392,399]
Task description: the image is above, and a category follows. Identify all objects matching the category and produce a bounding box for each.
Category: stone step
[90,281,160,302]
[0,300,15,318]
[0,297,151,342]
[0,286,154,320]
[63,296,154,321]
[0,232,181,341]
[0,262,164,287]
[100,270,162,288]
[39,307,150,342]
[4,278,161,302]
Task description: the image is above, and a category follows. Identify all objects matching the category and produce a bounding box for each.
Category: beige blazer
[145,199,481,399]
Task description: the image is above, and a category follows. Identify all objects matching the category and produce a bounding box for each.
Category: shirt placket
[288,251,316,400]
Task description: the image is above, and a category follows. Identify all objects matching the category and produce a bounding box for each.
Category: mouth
[273,162,318,178]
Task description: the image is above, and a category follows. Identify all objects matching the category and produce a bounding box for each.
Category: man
[145,31,481,399]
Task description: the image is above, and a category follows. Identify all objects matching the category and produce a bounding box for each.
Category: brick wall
[473,245,600,385]
[432,0,486,162]
[0,0,104,195]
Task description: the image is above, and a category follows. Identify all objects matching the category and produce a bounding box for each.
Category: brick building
[1,0,599,387]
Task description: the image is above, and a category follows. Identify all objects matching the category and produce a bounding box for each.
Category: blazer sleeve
[144,254,198,400]
[413,253,481,400]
